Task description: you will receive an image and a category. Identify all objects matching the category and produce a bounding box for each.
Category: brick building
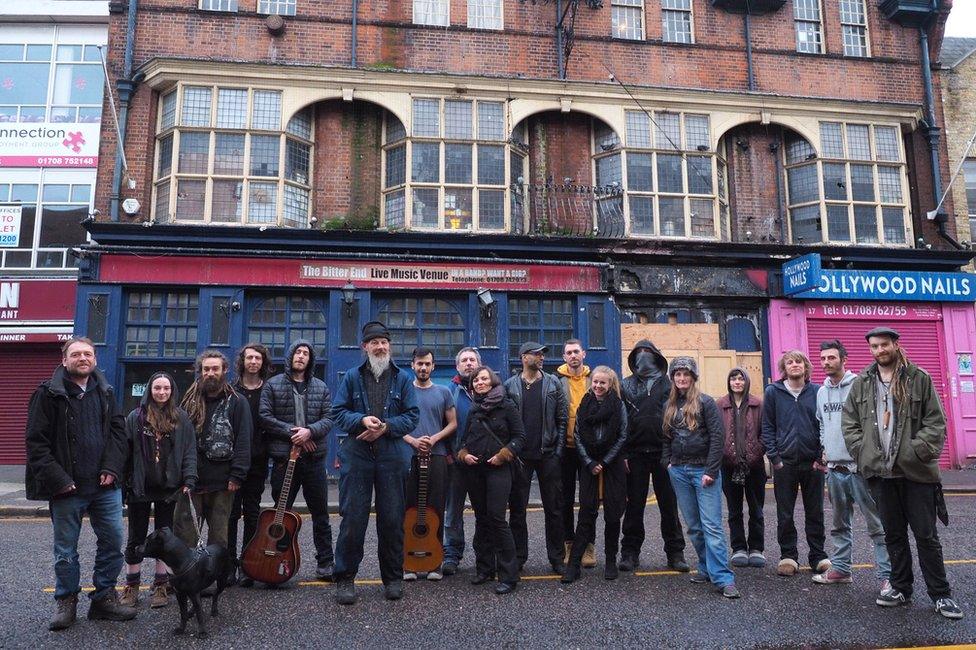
[939,36,976,250]
[67,0,976,468]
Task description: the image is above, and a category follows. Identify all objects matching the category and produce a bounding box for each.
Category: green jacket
[841,360,946,484]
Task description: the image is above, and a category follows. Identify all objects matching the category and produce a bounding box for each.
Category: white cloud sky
[945,0,976,37]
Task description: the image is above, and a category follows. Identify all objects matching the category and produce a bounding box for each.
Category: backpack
[198,396,235,461]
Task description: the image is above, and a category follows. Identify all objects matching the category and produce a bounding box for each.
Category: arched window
[247,295,328,360]
[376,297,465,360]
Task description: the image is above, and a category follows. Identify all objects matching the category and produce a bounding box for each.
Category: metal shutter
[0,345,62,464]
[805,319,952,469]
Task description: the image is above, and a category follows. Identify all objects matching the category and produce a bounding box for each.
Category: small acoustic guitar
[403,452,443,573]
[241,445,302,584]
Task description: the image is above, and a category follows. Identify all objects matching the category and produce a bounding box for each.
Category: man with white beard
[332,321,419,605]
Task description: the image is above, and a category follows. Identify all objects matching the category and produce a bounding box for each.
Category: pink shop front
[768,270,976,469]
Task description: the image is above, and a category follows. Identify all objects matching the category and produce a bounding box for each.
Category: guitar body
[241,508,302,585]
[403,507,443,573]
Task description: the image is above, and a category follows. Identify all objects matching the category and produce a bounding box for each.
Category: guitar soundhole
[413,524,428,537]
[268,524,284,539]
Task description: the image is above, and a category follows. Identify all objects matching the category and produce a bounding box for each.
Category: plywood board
[620,324,720,355]
[735,352,765,398]
[699,350,737,399]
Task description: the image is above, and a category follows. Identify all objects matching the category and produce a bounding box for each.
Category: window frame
[793,0,824,55]
[123,290,200,359]
[414,0,450,26]
[661,0,694,45]
[467,0,503,30]
[257,0,296,16]
[839,0,870,57]
[199,0,239,10]
[611,0,645,41]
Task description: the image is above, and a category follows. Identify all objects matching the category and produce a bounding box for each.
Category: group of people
[24,319,963,633]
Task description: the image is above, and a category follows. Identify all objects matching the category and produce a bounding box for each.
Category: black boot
[605,556,619,580]
[668,553,691,572]
[49,595,78,631]
[561,563,582,584]
[87,591,137,622]
[618,553,638,572]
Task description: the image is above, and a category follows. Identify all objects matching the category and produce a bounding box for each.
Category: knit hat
[361,320,391,343]
[668,356,699,380]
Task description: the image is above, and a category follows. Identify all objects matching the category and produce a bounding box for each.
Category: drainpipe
[918,7,964,249]
[556,0,564,79]
[351,0,358,67]
[743,13,755,92]
[110,0,139,222]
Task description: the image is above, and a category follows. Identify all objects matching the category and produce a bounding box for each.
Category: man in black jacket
[25,337,136,630]
[503,341,568,574]
[260,339,335,580]
[618,339,688,573]
[176,350,251,554]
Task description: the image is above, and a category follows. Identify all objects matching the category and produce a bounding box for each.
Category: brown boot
[87,590,137,621]
[150,584,170,609]
[582,544,597,568]
[119,584,140,608]
[563,541,571,565]
[49,594,78,631]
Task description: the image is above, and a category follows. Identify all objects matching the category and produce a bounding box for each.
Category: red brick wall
[724,123,784,244]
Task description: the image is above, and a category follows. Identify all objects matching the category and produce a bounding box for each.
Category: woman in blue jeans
[662,356,740,599]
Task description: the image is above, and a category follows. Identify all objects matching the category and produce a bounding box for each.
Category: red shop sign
[0,279,77,322]
[805,302,942,321]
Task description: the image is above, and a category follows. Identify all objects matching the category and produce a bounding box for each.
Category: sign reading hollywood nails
[0,122,100,167]
[792,269,976,302]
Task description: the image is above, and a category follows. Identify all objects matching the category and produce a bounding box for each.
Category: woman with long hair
[662,357,740,599]
[456,366,525,595]
[561,366,628,584]
[120,372,197,608]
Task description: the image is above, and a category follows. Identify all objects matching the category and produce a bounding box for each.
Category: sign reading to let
[0,205,22,247]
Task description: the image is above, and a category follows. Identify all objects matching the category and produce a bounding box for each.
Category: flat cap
[865,326,900,341]
[518,341,548,356]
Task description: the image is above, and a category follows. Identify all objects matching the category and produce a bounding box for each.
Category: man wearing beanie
[332,321,419,605]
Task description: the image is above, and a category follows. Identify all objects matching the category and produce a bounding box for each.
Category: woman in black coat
[456,366,525,595]
[121,372,197,608]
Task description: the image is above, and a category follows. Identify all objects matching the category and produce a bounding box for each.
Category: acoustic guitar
[403,452,443,573]
[241,445,302,585]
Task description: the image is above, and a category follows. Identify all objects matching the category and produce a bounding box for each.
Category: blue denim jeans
[334,435,407,584]
[827,469,890,579]
[668,464,734,588]
[443,462,467,565]
[49,487,125,601]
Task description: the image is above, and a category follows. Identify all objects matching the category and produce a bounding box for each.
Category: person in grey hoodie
[812,340,891,595]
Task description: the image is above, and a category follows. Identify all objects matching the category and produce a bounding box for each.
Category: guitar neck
[274,457,297,525]
[417,455,428,525]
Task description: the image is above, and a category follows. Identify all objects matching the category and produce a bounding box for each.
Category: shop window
[153,86,311,227]
[124,291,199,358]
[0,38,102,123]
[247,295,328,360]
[662,0,693,44]
[612,0,644,40]
[508,297,574,368]
[784,123,910,246]
[794,0,823,54]
[468,0,503,29]
[123,362,196,416]
[376,297,466,362]
[0,174,92,269]
[86,294,110,345]
[414,0,450,26]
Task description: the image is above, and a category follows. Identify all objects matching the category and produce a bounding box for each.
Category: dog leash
[184,492,207,550]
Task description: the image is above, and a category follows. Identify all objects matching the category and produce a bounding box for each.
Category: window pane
[26,44,52,61]
[414,0,450,26]
[687,155,712,195]
[412,142,440,183]
[820,122,844,158]
[596,153,622,187]
[444,100,472,139]
[50,106,76,123]
[178,132,210,174]
[251,90,281,130]
[627,153,652,191]
[39,205,87,247]
[286,108,312,140]
[479,189,505,229]
[247,182,278,224]
[882,207,906,244]
[874,126,900,162]
[12,184,38,202]
[877,166,902,203]
[685,114,710,151]
[478,145,505,185]
[444,188,472,230]
[787,164,818,205]
[216,88,248,128]
[656,154,683,193]
[181,86,212,127]
[826,204,851,241]
[613,2,644,40]
[658,196,685,236]
[78,107,101,123]
[654,112,680,150]
[175,180,206,220]
[786,135,815,165]
[412,188,439,227]
[158,134,173,177]
[626,111,651,148]
[689,198,714,238]
[847,124,871,160]
[469,0,503,29]
[385,144,406,187]
[853,204,878,243]
[477,101,504,140]
[386,115,406,143]
[214,133,245,175]
[662,8,692,44]
[0,45,23,60]
[445,144,472,184]
[595,122,620,151]
[250,135,280,176]
[385,190,406,229]
[257,0,295,16]
[211,180,243,222]
[964,160,976,216]
[413,98,440,137]
[155,182,171,222]
[71,184,91,203]
[630,196,654,234]
[285,139,310,184]
[0,63,49,105]
[53,63,104,105]
[842,25,868,57]
[283,185,308,228]
[160,91,177,130]
[850,164,875,201]
[43,184,70,202]
[822,162,847,200]
[790,204,821,243]
[200,0,240,10]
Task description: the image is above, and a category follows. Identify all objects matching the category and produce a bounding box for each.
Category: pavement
[2,464,974,517]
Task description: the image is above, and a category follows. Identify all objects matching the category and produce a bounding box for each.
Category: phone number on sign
[33,156,97,166]
[841,305,907,317]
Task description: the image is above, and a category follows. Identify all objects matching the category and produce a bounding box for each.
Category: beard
[368,352,390,380]
[201,376,222,394]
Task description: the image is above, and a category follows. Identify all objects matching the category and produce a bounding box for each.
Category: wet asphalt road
[2,490,975,649]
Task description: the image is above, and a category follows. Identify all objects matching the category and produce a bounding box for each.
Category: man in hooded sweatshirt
[259,340,335,580]
[762,350,828,577]
[812,339,890,593]
[618,340,688,573]
[556,338,594,567]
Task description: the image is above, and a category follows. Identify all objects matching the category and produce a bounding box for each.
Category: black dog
[134,527,231,638]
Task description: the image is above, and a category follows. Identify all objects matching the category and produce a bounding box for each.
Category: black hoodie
[620,339,671,455]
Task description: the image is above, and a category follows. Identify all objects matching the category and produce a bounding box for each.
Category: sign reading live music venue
[0,123,100,167]
[98,255,604,292]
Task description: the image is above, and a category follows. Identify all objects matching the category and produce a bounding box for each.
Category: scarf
[733,397,749,466]
[575,390,623,455]
[473,384,506,412]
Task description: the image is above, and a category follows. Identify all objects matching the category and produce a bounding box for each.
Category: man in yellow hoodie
[557,339,595,568]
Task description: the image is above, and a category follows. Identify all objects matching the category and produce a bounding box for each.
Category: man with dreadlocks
[175,350,252,558]
[843,327,963,620]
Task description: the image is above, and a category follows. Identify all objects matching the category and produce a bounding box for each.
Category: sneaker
[722,584,741,599]
[815,558,832,573]
[426,571,443,581]
[149,584,170,609]
[582,544,597,569]
[812,569,853,585]
[777,558,799,577]
[880,579,892,596]
[335,580,357,606]
[935,598,963,620]
[442,562,458,576]
[876,589,910,607]
[87,591,137,621]
[730,550,749,568]
[747,551,766,568]
[690,573,710,584]
[315,562,335,582]
[403,572,418,581]
[119,584,140,608]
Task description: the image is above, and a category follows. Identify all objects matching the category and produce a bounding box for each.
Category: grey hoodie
[816,370,857,468]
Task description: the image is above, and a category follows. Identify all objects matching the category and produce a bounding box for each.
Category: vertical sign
[0,205,22,247]
[782,253,822,295]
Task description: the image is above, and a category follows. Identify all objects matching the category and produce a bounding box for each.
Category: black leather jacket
[503,372,568,457]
